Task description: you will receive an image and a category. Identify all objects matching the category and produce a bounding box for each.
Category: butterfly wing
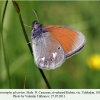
[45,25,86,58]
[32,31,66,70]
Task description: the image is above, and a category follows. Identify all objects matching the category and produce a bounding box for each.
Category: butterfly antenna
[32,9,39,22]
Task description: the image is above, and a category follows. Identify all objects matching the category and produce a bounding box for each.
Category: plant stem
[12,1,51,89]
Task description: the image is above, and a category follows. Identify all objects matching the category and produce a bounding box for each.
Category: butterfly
[30,10,86,70]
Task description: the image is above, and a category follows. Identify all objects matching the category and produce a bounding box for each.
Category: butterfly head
[31,21,47,39]
[32,21,42,30]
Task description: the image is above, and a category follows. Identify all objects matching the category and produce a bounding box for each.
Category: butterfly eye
[32,21,41,29]
[33,21,38,25]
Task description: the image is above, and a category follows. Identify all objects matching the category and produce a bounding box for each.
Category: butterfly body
[31,21,86,70]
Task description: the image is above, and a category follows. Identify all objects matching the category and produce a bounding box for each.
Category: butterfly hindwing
[32,31,66,70]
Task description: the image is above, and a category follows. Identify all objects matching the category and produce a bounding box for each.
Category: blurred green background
[1,1,100,89]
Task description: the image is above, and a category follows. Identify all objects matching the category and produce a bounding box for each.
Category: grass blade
[1,0,11,88]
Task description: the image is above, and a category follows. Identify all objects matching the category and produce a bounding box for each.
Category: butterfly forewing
[45,26,86,58]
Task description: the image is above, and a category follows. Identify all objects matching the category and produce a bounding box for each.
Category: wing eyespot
[44,60,48,64]
[58,47,61,50]
[50,58,53,62]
